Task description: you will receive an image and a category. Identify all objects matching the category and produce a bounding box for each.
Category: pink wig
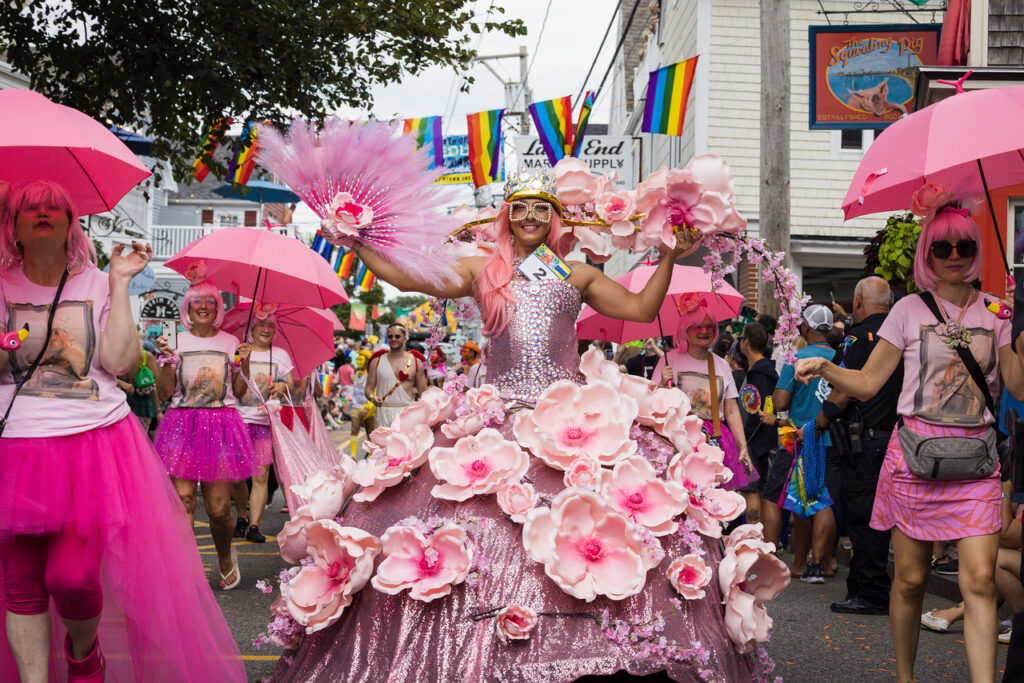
[913,207,983,291]
[181,281,226,330]
[0,180,97,276]
[672,301,714,352]
[475,201,574,337]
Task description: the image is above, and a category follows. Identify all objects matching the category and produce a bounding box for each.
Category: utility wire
[509,0,554,114]
[443,0,494,137]
[574,0,621,108]
[593,0,644,101]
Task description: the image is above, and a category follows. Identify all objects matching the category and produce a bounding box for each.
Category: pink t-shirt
[653,349,738,421]
[336,363,354,387]
[0,267,130,437]
[171,330,240,410]
[237,348,295,425]
[878,292,1011,426]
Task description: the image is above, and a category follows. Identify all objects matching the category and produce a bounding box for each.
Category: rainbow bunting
[402,116,444,169]
[642,56,699,136]
[466,108,505,187]
[192,117,232,181]
[335,247,355,279]
[528,96,574,166]
[226,121,263,185]
[356,263,376,292]
[311,232,334,261]
[571,91,596,157]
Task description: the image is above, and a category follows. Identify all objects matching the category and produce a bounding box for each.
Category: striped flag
[192,117,232,181]
[642,56,699,136]
[402,116,444,169]
[311,232,334,261]
[334,247,355,279]
[356,263,376,292]
[528,96,574,166]
[226,121,263,185]
[571,91,596,157]
[466,108,505,187]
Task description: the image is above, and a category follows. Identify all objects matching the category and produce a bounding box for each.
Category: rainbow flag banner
[311,232,334,261]
[226,121,262,185]
[355,262,376,292]
[466,108,505,187]
[403,116,444,169]
[571,91,596,157]
[192,117,232,181]
[335,247,355,279]
[528,96,574,166]
[642,56,699,136]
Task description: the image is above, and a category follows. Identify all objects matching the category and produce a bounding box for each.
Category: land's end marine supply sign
[514,136,636,191]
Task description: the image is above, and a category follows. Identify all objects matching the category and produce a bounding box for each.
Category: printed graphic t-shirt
[0,267,129,437]
[777,344,835,429]
[653,349,738,421]
[171,330,240,410]
[237,348,295,425]
[879,292,1010,426]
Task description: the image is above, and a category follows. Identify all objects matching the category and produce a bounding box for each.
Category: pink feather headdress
[257,118,459,288]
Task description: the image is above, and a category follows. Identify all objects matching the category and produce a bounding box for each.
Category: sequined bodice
[482,277,585,403]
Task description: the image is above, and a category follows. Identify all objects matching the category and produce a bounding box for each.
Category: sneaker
[232,516,249,539]
[999,627,1013,644]
[934,559,959,576]
[801,563,825,584]
[245,524,266,543]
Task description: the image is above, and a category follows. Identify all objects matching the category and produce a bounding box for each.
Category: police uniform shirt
[832,312,903,433]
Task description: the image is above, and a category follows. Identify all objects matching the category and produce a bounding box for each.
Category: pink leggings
[0,526,103,620]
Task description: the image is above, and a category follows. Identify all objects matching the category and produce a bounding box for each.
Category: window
[244,210,257,227]
[201,209,213,225]
[840,129,863,150]
[830,129,875,160]
[217,213,240,227]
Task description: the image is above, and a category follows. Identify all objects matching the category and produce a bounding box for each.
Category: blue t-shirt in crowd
[777,343,834,429]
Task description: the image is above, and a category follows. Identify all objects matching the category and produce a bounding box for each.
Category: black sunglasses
[930,239,977,259]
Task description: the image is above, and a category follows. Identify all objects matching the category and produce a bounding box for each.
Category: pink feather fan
[257,118,459,288]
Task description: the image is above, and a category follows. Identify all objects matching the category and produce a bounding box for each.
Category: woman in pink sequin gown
[272,179,761,682]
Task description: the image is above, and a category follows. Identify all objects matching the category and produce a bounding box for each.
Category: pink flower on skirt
[278,505,316,564]
[513,380,638,471]
[666,554,713,600]
[413,387,455,426]
[371,524,473,602]
[283,520,381,634]
[353,424,434,503]
[577,348,689,430]
[563,457,603,490]
[494,605,538,643]
[523,488,647,601]
[429,428,529,501]
[723,588,773,654]
[718,525,789,653]
[601,455,686,536]
[667,445,744,538]
[496,481,538,523]
[290,470,354,520]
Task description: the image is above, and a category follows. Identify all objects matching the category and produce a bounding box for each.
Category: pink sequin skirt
[154,407,257,481]
[248,422,274,467]
[870,417,1000,541]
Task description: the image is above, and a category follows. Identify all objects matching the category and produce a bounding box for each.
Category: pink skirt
[871,416,1001,541]
[247,422,275,467]
[703,420,759,491]
[0,416,245,681]
[154,407,258,481]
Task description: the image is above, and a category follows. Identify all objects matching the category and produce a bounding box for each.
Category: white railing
[633,32,661,108]
[149,224,293,260]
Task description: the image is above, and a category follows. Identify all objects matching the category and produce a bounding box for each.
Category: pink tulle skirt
[154,407,258,481]
[703,420,758,491]
[0,416,245,681]
[248,422,275,468]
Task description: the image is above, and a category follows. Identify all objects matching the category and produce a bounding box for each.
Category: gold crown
[503,169,561,214]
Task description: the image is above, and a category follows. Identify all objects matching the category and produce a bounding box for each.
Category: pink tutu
[248,422,275,468]
[154,407,258,481]
[703,420,758,491]
[0,416,245,681]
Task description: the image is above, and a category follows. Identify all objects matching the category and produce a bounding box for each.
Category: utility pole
[759,0,790,317]
[472,46,531,206]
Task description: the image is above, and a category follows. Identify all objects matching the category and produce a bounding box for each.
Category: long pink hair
[913,207,983,291]
[475,202,574,337]
[0,180,97,276]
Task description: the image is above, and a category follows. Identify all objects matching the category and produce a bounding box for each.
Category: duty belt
[863,427,892,441]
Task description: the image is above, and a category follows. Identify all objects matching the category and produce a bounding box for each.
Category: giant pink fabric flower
[595,191,637,238]
[278,505,315,563]
[578,349,690,430]
[497,481,538,523]
[513,380,638,471]
[494,605,538,643]
[290,469,355,520]
[429,428,529,501]
[404,388,453,427]
[574,226,613,263]
[322,191,374,243]
[656,409,707,454]
[719,534,790,604]
[439,384,505,439]
[601,456,686,536]
[284,520,381,633]
[723,588,773,654]
[564,457,602,490]
[554,157,600,205]
[441,413,488,440]
[523,488,647,601]
[371,524,473,602]
[352,424,434,502]
[666,445,743,537]
[667,554,713,600]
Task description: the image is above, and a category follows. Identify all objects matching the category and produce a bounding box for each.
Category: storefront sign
[141,296,179,320]
[513,136,635,190]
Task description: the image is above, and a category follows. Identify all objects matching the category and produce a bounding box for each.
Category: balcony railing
[149,224,293,260]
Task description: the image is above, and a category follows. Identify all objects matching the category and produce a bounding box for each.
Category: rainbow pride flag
[402,116,444,169]
[642,56,699,136]
[466,108,505,187]
[356,263,376,292]
[571,91,596,157]
[192,117,232,181]
[528,96,574,165]
[226,121,262,185]
[311,232,334,261]
[335,247,355,279]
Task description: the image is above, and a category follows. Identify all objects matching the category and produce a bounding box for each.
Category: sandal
[931,553,952,568]
[219,547,241,590]
[921,609,952,632]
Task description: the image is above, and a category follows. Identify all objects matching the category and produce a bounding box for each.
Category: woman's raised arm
[354,244,480,299]
[794,339,903,402]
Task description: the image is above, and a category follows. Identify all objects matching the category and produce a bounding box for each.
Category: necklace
[934,289,976,350]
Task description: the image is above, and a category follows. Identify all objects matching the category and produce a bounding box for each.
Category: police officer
[817,276,904,615]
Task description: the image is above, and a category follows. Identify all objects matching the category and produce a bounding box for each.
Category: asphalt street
[191,430,1010,682]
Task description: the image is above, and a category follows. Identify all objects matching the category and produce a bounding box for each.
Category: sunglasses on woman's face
[509,201,553,223]
[930,239,977,259]
[189,297,218,308]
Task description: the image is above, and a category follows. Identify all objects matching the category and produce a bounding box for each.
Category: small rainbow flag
[335,247,355,279]
[466,108,505,187]
[571,91,596,157]
[192,117,232,181]
[356,263,376,292]
[642,56,699,136]
[311,232,334,261]
[402,116,444,169]
[529,96,574,166]
[226,121,262,185]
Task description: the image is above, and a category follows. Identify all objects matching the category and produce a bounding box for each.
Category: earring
[13,240,22,250]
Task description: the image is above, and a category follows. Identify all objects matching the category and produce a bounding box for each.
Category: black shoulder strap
[918,291,995,418]
[0,267,70,436]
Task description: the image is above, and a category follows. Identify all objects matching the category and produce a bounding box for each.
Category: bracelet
[354,242,363,257]
[157,355,179,367]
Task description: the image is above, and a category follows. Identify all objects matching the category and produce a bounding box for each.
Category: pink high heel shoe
[65,633,105,682]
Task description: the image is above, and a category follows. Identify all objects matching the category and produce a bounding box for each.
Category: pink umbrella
[222,302,343,379]
[843,80,1024,274]
[0,89,151,215]
[576,265,744,343]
